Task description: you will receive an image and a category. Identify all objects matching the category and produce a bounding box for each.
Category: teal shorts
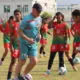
[20,43,38,60]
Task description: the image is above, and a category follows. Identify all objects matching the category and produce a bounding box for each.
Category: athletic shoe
[44,70,51,76]
[13,76,24,80]
[43,54,46,57]
[18,75,25,80]
[12,78,19,80]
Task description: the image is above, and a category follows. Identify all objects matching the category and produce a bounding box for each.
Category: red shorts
[40,38,47,45]
[73,42,80,50]
[66,44,70,51]
[50,44,70,52]
[4,43,10,49]
[11,49,20,58]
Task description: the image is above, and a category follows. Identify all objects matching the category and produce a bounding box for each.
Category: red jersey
[71,23,80,35]
[10,21,20,38]
[40,24,49,38]
[50,22,70,52]
[41,24,48,33]
[52,22,69,37]
[0,22,10,34]
[71,23,80,43]
[40,24,48,45]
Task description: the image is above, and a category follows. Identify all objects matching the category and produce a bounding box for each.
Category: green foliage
[41,11,52,19]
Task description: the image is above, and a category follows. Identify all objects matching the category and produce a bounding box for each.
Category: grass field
[0,33,80,80]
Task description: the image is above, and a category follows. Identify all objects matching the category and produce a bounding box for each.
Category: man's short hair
[33,3,42,12]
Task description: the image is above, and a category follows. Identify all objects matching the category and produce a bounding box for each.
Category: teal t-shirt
[19,13,42,44]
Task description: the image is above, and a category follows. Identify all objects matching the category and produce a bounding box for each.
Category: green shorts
[3,35,10,43]
[11,40,19,49]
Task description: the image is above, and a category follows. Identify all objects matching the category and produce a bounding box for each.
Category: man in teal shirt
[14,3,42,80]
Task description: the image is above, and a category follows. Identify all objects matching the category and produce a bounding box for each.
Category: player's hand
[53,16,57,20]
[28,38,35,44]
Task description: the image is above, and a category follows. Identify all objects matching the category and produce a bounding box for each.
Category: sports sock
[7,71,12,79]
[68,58,74,66]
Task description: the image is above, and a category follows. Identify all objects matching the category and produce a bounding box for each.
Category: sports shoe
[0,60,2,65]
[13,76,24,80]
[44,70,51,76]
[12,78,19,80]
[18,75,25,80]
[43,52,46,57]
[43,54,46,57]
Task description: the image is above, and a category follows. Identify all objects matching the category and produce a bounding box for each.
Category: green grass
[0,33,80,80]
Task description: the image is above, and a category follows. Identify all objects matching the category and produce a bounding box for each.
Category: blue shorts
[20,43,38,60]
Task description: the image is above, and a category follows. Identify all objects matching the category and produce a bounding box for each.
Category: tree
[41,12,52,19]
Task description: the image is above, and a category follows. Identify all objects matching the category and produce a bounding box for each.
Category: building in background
[0,0,57,20]
[57,4,80,23]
